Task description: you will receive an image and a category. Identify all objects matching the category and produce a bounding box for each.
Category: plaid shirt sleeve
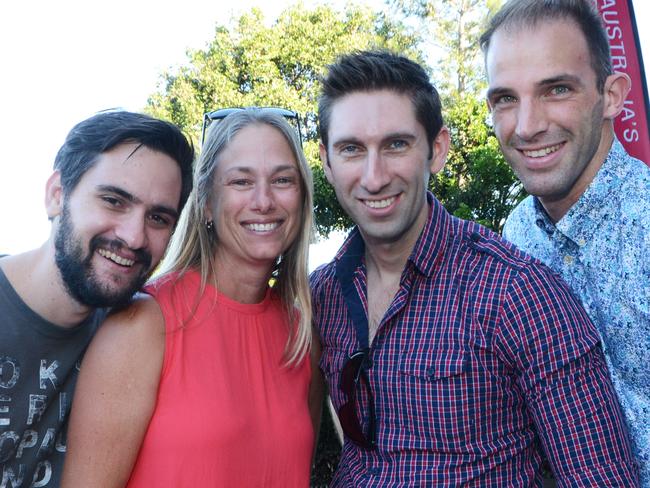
[497,264,640,487]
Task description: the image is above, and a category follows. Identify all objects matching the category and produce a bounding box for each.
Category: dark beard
[54,204,153,308]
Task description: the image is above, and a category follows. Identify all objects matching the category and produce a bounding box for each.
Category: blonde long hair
[160,109,314,365]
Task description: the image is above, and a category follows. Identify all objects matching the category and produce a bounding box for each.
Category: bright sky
[0,0,648,268]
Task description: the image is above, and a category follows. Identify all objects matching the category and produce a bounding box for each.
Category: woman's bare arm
[61,294,165,488]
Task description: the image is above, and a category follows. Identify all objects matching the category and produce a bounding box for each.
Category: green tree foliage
[389,0,502,97]
[146,0,525,239]
[435,95,524,231]
[384,0,525,232]
[145,3,422,235]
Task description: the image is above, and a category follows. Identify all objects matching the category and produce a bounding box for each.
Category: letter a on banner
[598,0,650,166]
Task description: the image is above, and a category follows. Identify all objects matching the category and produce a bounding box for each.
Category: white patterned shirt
[503,139,650,486]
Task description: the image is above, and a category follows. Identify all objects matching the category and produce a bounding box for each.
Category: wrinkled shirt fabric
[311,192,639,487]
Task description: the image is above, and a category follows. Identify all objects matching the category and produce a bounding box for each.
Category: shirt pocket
[397,349,475,447]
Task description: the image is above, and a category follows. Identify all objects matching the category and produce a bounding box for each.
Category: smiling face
[49,142,182,307]
[320,89,448,249]
[486,19,615,220]
[208,123,303,274]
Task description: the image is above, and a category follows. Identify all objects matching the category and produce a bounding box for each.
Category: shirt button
[577,238,586,247]
[563,255,574,265]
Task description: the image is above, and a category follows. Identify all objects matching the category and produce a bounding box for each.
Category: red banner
[597,0,650,166]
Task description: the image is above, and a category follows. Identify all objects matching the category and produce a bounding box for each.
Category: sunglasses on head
[201,107,303,145]
[338,348,377,449]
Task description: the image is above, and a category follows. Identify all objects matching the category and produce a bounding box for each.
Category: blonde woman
[62,108,322,487]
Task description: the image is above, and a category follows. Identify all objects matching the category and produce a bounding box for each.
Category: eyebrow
[384,132,417,141]
[331,132,417,148]
[486,86,510,101]
[538,74,584,88]
[487,73,585,100]
[224,164,299,174]
[96,185,179,220]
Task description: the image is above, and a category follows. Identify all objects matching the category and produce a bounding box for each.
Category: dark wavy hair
[318,50,443,159]
[54,110,195,212]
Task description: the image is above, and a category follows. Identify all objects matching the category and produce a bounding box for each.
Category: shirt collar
[334,192,451,278]
[410,192,451,276]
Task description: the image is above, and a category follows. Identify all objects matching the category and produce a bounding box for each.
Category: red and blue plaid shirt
[311,193,639,487]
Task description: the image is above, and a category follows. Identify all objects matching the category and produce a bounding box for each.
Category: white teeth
[523,143,562,158]
[97,249,135,267]
[246,222,279,232]
[365,197,395,209]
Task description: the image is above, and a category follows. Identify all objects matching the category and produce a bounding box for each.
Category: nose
[115,214,148,250]
[515,98,548,141]
[252,182,275,213]
[360,150,390,194]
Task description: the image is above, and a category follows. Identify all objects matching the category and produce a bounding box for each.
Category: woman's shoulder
[145,269,203,306]
[146,269,196,293]
[97,293,166,350]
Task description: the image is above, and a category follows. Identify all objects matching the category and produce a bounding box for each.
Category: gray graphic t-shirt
[0,266,104,487]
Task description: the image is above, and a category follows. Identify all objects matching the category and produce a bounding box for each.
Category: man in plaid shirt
[310,50,639,486]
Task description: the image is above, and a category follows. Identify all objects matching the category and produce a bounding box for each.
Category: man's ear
[45,171,64,219]
[429,126,451,175]
[319,142,334,185]
[603,72,632,120]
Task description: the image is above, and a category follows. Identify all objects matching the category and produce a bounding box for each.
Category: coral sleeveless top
[126,270,314,487]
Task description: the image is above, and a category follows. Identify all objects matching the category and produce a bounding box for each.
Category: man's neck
[362,204,428,343]
[364,241,411,282]
[1,244,93,328]
[361,202,429,279]
[540,129,614,223]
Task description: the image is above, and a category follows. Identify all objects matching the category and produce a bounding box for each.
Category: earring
[205,220,214,232]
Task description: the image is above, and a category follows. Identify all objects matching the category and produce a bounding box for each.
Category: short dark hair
[318,50,443,158]
[480,0,612,91]
[54,110,195,212]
